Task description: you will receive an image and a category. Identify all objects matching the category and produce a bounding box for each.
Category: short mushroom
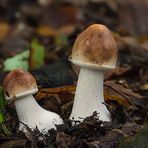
[69,24,118,122]
[3,68,63,133]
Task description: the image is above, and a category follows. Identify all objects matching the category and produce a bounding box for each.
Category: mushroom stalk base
[15,95,63,132]
[70,67,110,121]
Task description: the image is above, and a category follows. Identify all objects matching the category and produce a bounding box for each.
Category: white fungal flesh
[69,67,110,121]
[5,88,38,101]
[15,95,63,133]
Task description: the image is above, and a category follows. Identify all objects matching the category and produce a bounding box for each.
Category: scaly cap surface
[3,68,38,100]
[69,24,118,70]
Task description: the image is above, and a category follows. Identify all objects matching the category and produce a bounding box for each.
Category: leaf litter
[0,0,148,148]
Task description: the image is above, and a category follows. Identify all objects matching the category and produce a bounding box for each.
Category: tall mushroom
[69,24,118,122]
[3,68,63,133]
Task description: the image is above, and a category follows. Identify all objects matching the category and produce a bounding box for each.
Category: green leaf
[0,87,11,136]
[0,87,6,124]
[0,87,6,110]
[3,50,29,71]
[29,39,45,70]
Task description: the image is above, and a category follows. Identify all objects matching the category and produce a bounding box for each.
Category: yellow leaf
[0,22,10,42]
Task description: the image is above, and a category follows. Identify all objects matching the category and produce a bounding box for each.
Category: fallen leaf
[36,26,57,36]
[58,25,76,35]
[3,50,29,71]
[105,66,131,80]
[105,81,145,107]
[38,84,75,94]
[29,39,45,70]
[0,22,10,42]
[35,84,75,103]
[37,25,75,37]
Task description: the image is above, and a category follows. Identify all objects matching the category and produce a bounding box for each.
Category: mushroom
[69,24,118,122]
[3,68,63,133]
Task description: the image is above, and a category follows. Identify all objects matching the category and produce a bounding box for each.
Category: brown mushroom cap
[3,68,38,100]
[70,24,118,70]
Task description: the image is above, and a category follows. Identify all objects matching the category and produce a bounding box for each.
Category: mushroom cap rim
[69,56,116,70]
[5,88,38,101]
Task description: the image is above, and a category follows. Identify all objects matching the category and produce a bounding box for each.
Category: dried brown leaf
[0,22,10,42]
[105,81,145,107]
[105,66,131,80]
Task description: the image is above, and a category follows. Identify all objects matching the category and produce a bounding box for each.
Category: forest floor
[0,0,148,147]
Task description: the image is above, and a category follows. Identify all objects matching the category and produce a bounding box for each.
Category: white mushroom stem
[15,95,63,133]
[70,67,110,121]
